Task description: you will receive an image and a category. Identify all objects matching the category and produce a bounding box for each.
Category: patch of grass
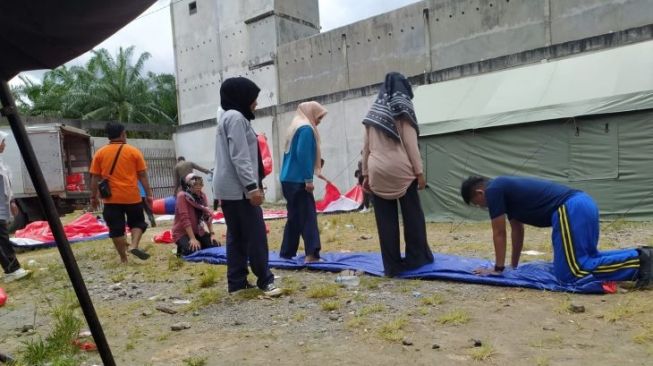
[377,316,408,342]
[168,255,185,271]
[306,283,339,299]
[198,267,221,288]
[535,356,550,366]
[324,231,338,243]
[634,325,653,345]
[185,289,223,312]
[554,295,572,315]
[321,300,341,311]
[293,311,307,322]
[604,299,648,322]
[420,293,445,306]
[183,356,208,366]
[436,309,470,325]
[18,292,83,366]
[529,335,564,349]
[396,280,420,293]
[470,344,495,361]
[346,316,368,330]
[358,304,385,316]
[110,271,126,283]
[417,306,430,316]
[359,276,383,290]
[281,276,301,295]
[157,333,171,341]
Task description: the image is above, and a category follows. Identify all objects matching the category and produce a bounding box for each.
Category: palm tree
[14,46,178,125]
[72,46,175,124]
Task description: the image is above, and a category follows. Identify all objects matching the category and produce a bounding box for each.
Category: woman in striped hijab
[361,72,434,277]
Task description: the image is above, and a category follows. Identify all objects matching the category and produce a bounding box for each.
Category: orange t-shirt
[90,142,147,204]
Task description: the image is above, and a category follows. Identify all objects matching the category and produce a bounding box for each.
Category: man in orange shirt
[90,122,153,263]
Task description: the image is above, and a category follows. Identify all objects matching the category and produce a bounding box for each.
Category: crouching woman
[173,174,219,256]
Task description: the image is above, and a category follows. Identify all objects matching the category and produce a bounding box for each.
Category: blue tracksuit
[486,177,640,283]
[551,192,639,283]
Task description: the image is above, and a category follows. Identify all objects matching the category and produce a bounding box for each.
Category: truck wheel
[9,207,28,233]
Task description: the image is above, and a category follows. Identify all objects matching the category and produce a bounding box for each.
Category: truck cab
[1,124,93,230]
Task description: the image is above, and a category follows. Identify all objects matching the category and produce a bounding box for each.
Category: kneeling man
[460,176,651,287]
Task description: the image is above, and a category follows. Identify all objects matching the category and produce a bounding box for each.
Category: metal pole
[0,80,116,366]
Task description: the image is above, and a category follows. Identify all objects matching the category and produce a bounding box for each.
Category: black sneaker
[262,283,282,297]
[635,246,653,289]
[229,282,256,294]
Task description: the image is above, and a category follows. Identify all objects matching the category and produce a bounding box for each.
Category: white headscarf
[0,131,13,201]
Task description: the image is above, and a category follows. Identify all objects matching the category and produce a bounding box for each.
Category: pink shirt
[172,191,210,241]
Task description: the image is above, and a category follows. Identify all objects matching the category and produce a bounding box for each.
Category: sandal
[129,248,150,260]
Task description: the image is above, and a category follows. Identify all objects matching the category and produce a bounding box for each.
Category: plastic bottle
[0,287,7,307]
[335,275,360,288]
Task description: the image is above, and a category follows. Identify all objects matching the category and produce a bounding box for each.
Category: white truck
[1,124,93,230]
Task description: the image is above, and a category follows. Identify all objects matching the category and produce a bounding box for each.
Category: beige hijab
[284,101,327,174]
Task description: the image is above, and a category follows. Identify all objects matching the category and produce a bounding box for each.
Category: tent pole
[0,80,116,366]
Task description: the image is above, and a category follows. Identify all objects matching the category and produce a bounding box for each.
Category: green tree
[14,46,177,125]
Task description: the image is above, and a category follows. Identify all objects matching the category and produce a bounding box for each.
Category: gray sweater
[213,109,260,200]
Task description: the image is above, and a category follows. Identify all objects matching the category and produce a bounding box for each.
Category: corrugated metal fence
[92,137,177,199]
[140,147,177,199]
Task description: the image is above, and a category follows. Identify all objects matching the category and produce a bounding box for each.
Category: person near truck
[90,122,152,263]
[0,131,31,282]
[174,156,210,193]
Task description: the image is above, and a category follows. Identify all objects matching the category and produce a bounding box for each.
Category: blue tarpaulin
[184,247,609,294]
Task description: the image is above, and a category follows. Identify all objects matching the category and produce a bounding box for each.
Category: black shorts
[103,203,148,238]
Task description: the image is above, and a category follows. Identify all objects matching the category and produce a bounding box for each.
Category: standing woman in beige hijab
[362,72,434,277]
[279,101,327,263]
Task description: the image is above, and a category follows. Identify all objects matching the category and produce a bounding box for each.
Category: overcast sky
[12,0,420,85]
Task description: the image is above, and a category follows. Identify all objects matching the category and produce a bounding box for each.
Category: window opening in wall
[188,1,197,15]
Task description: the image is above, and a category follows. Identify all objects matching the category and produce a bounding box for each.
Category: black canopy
[0,2,156,365]
[0,0,155,80]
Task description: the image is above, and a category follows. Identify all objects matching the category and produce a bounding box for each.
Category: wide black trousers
[0,220,20,274]
[221,199,274,292]
[372,181,434,277]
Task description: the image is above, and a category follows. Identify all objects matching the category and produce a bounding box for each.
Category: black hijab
[220,77,261,121]
[362,72,419,140]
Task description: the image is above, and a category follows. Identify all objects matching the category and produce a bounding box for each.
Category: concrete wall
[171,0,320,124]
[171,0,222,125]
[173,0,653,203]
[550,0,653,44]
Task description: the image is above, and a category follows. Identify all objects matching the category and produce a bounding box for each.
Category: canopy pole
[0,80,116,366]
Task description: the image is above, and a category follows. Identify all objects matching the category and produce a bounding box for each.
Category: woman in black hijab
[213,77,281,297]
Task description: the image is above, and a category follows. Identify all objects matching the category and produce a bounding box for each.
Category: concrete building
[171,0,653,206]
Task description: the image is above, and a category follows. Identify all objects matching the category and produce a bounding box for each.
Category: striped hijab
[362,72,419,140]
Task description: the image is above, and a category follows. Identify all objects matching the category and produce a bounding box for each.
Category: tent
[414,40,653,222]
[0,2,156,365]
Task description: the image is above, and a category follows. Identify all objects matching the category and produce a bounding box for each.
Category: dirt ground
[1,208,653,365]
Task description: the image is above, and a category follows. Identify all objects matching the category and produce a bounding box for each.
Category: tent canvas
[413,41,653,222]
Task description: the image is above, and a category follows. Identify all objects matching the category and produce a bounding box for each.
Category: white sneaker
[263,283,283,297]
[359,208,370,213]
[3,268,32,283]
